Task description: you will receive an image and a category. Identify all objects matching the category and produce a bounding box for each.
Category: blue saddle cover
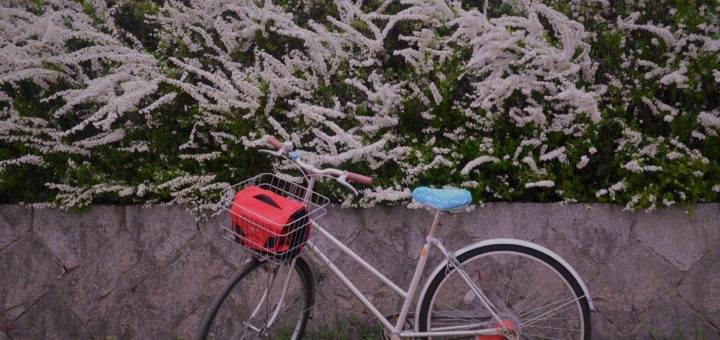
[411,187,472,210]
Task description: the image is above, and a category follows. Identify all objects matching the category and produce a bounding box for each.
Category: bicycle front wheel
[417,243,591,339]
[199,257,315,340]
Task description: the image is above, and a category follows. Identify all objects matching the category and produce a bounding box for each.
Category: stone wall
[0,204,718,339]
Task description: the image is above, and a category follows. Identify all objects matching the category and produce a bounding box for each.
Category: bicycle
[199,135,594,339]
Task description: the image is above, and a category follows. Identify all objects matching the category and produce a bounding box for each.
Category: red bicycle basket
[230,185,310,258]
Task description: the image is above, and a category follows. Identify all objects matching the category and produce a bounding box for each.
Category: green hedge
[0,0,718,209]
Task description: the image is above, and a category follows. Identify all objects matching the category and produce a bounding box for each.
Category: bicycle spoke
[517,294,585,322]
[428,303,489,328]
[512,273,568,314]
[503,255,522,307]
[427,283,492,328]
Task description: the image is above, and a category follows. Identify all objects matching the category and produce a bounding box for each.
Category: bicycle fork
[242,258,298,337]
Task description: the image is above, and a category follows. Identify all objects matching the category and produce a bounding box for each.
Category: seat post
[427,209,441,238]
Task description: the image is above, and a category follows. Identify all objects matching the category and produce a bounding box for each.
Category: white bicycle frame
[306,210,504,338]
[253,141,593,338]
[303,216,594,338]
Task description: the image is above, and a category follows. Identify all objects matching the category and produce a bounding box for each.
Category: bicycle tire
[198,257,315,340]
[417,243,591,339]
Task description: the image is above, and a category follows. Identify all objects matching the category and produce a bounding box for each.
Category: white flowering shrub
[0,0,718,210]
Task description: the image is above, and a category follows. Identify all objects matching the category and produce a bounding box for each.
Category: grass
[643,323,716,340]
[642,312,718,340]
[303,314,380,340]
[270,313,380,339]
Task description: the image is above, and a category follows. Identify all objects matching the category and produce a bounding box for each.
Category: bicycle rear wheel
[418,243,591,339]
[199,257,314,340]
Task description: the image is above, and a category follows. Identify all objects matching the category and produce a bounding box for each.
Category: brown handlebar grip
[267,135,283,148]
[347,172,373,185]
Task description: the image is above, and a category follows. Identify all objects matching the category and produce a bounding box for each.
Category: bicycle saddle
[411,187,472,210]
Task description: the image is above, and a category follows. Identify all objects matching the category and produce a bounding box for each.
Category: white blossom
[525,180,555,188]
[429,82,443,105]
[576,155,589,169]
[0,155,45,171]
[461,155,500,175]
[595,189,608,197]
[698,111,720,134]
[540,147,567,163]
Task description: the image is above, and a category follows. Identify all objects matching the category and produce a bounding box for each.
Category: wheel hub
[478,313,521,340]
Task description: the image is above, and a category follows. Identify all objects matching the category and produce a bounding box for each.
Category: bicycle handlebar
[264,135,373,186]
[267,135,283,149]
[346,172,373,185]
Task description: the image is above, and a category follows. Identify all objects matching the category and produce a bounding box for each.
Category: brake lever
[337,172,359,195]
[259,141,294,157]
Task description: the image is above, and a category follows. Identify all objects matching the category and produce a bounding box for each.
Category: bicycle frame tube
[302,176,317,203]
[313,224,407,298]
[305,236,395,330]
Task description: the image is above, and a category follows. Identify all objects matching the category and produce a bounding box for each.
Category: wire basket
[219,173,330,263]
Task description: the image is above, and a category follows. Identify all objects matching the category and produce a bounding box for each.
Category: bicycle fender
[414,238,595,330]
